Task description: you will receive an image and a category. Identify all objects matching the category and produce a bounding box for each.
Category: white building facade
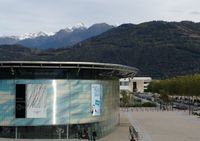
[120,77,152,93]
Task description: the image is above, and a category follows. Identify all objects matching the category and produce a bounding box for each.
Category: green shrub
[142,102,157,107]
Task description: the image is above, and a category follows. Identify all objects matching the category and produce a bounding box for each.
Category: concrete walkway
[128,110,200,141]
[99,112,130,141]
[2,110,200,141]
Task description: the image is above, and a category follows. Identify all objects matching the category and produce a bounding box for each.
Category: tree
[160,93,170,104]
[120,90,131,107]
[148,74,200,97]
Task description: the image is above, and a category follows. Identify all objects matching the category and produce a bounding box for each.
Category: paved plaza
[127,109,200,141]
[1,109,200,141]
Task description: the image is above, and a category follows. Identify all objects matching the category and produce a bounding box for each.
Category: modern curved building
[0,61,138,139]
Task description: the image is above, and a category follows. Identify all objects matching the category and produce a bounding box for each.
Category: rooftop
[0,61,138,79]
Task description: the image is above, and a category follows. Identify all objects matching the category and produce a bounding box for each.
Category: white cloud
[0,0,200,36]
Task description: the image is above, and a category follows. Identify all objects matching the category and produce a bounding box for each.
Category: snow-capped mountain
[0,31,55,44]
[0,23,114,49]
[71,23,86,30]
[15,23,86,40]
[0,36,19,45]
[18,32,55,40]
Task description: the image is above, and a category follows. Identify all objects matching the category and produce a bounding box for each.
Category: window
[120,81,129,86]
[15,84,26,118]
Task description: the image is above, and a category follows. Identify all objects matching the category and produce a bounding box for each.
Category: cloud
[0,0,200,36]
[190,11,200,15]
[169,9,184,13]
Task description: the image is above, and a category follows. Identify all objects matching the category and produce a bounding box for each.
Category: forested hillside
[1,21,200,78]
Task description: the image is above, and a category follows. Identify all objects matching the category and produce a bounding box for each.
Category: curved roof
[0,61,138,78]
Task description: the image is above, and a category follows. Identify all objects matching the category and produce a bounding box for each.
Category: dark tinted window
[15,84,26,118]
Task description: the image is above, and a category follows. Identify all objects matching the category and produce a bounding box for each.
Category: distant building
[120,77,152,93]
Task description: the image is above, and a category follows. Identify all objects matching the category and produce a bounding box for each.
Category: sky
[1,0,200,36]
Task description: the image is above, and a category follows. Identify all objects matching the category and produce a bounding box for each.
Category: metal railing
[126,112,153,141]
[129,125,139,141]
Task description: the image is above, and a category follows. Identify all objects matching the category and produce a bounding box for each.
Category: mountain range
[0,23,114,49]
[1,21,200,78]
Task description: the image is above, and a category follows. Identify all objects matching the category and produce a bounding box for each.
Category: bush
[120,102,157,107]
[141,102,157,107]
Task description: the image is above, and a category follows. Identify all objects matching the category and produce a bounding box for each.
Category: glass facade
[0,79,119,139]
